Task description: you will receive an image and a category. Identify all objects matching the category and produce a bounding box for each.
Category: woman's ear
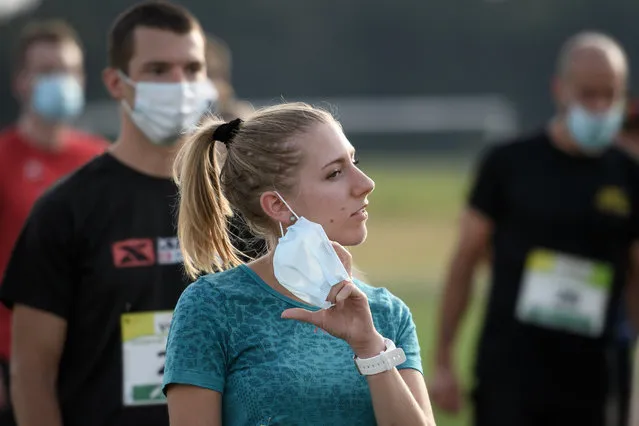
[260,191,295,226]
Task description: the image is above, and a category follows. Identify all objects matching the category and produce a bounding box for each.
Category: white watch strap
[354,338,407,376]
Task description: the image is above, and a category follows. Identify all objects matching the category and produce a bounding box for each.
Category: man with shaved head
[431,31,639,426]
[613,98,639,426]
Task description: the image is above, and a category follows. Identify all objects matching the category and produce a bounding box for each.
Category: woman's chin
[335,227,368,247]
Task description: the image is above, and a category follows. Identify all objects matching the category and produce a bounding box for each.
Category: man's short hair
[556,31,628,78]
[13,19,82,73]
[108,0,202,73]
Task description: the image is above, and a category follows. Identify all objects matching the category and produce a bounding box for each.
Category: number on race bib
[158,350,166,375]
[121,311,173,406]
[516,249,613,338]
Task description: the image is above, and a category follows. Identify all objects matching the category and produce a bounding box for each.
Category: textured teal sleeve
[395,300,424,374]
[162,278,228,395]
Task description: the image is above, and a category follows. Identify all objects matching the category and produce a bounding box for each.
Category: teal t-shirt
[162,264,423,425]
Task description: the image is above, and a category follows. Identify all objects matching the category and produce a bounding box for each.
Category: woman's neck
[247,254,309,305]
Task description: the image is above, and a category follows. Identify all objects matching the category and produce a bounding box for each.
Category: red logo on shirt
[112,239,155,268]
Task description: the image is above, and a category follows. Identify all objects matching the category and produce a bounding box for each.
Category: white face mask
[272,193,351,309]
[119,71,218,146]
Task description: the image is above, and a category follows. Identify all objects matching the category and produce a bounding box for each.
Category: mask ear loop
[274,191,299,238]
[117,70,137,114]
[274,191,299,220]
[117,70,135,87]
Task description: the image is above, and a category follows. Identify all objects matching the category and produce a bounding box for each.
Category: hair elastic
[213,118,243,146]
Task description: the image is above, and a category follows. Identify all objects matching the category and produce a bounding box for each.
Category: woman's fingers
[336,281,359,303]
[281,308,320,326]
[326,280,348,304]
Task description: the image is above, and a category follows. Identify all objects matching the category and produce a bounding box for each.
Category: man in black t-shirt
[0,2,263,426]
[431,32,639,426]
[618,97,639,158]
[612,98,639,426]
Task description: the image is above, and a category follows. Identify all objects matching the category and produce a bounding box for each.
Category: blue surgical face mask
[272,192,351,309]
[119,71,218,146]
[31,73,85,122]
[566,103,624,153]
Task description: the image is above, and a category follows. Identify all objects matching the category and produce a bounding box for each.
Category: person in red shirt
[0,19,107,407]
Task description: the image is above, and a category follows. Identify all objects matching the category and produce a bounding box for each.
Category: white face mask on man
[119,71,218,146]
[272,192,351,309]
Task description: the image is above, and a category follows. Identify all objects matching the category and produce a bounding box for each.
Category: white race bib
[121,311,172,406]
[515,249,613,338]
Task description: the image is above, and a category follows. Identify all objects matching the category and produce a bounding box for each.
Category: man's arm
[0,192,75,426]
[436,208,493,369]
[429,209,493,412]
[626,242,639,334]
[430,144,505,413]
[11,306,66,426]
[631,341,639,426]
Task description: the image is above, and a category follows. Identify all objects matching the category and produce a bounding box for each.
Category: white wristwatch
[354,338,407,376]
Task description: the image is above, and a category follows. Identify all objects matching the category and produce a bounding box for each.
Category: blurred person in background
[0,18,107,411]
[0,2,222,425]
[431,31,639,426]
[632,348,639,426]
[205,33,266,261]
[609,302,635,426]
[163,103,434,426]
[205,33,254,121]
[614,97,639,426]
[617,98,639,157]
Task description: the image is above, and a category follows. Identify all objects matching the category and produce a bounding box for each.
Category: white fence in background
[75,94,519,142]
[0,0,42,22]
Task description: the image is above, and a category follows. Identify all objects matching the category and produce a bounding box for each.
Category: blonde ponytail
[173,117,242,279]
[174,103,336,280]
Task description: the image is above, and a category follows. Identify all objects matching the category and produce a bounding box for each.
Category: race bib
[515,249,613,337]
[121,311,172,406]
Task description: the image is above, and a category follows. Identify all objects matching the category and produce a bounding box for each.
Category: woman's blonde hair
[174,102,336,279]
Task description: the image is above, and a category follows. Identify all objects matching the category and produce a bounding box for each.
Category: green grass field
[350,155,486,426]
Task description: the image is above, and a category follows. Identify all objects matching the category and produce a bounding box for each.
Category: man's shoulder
[606,147,639,191]
[64,128,110,154]
[485,130,549,158]
[35,154,118,210]
[609,145,639,167]
[0,126,20,156]
[0,125,18,141]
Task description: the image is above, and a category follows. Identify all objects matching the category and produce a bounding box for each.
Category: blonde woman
[162,103,435,425]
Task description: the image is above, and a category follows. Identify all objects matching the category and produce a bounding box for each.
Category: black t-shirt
[469,131,639,397]
[228,209,267,262]
[0,153,264,426]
